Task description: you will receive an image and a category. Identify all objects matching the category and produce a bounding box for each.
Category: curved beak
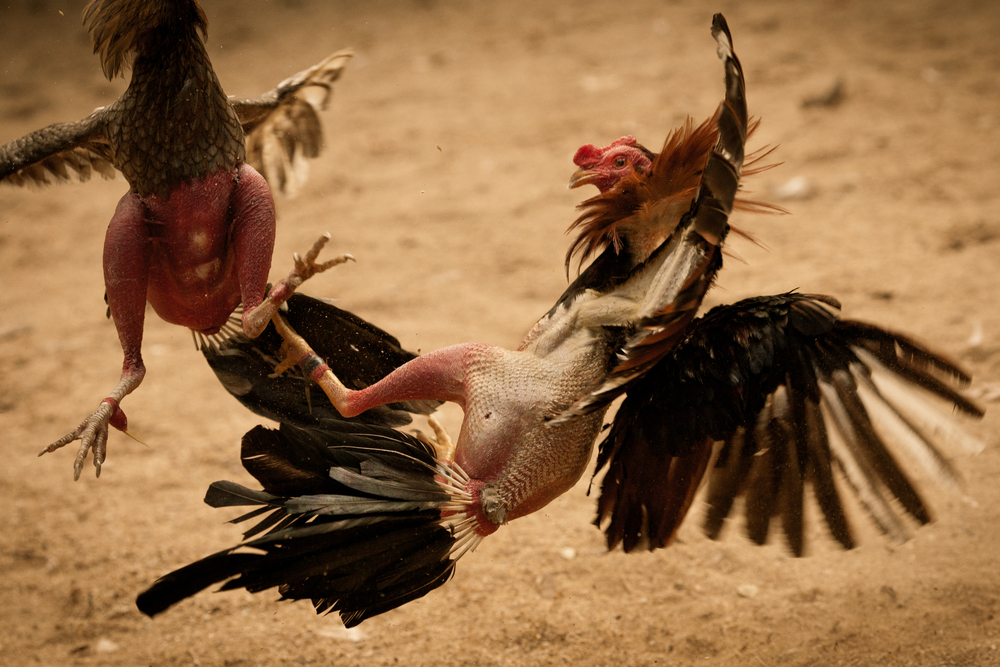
[568,166,598,189]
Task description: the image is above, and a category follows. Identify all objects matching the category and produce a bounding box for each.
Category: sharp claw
[73,441,89,481]
[45,400,119,479]
[94,446,104,478]
[246,234,354,337]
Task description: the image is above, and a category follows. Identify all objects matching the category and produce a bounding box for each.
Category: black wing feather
[595,292,981,556]
[0,113,116,186]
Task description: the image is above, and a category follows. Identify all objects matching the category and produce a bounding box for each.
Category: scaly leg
[243,233,354,339]
[270,311,354,411]
[41,192,149,479]
[269,312,471,419]
[39,372,143,479]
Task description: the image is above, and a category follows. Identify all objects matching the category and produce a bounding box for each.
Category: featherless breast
[4,0,353,479]
[457,333,615,524]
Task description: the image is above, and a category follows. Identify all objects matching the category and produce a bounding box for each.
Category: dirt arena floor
[2,0,999,664]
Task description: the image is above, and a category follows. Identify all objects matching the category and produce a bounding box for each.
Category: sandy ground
[2,0,1000,665]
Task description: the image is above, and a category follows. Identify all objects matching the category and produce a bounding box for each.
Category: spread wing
[594,293,984,555]
[0,110,116,187]
[549,14,746,422]
[231,49,353,195]
[200,292,440,428]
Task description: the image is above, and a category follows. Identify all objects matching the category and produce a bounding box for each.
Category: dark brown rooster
[136,15,983,626]
[0,0,352,479]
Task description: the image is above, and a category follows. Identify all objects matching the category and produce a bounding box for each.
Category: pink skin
[323,344,498,534]
[328,344,506,536]
[569,136,653,192]
[44,163,316,479]
[311,341,600,537]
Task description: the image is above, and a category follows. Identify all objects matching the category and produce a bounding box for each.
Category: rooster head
[568,136,655,192]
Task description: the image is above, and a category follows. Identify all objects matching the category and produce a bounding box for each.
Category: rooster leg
[244,233,354,339]
[39,372,144,480]
[220,164,353,339]
[41,193,150,479]
[270,313,472,419]
[270,312,353,407]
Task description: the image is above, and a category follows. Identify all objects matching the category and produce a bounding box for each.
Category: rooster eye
[613,156,627,168]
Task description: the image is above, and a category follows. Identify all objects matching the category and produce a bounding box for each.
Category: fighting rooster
[137,15,983,626]
[0,0,352,478]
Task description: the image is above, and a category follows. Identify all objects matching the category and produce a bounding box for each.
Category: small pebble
[771,175,815,201]
[95,638,119,654]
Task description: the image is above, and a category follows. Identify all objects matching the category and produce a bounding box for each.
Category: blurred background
[1,1,998,665]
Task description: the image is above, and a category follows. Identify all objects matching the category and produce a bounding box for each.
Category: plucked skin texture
[137,15,983,626]
[0,0,352,478]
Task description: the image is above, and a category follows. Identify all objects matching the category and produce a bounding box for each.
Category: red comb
[572,136,639,167]
[610,136,638,148]
[573,144,602,167]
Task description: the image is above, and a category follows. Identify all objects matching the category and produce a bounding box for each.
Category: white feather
[854,348,984,456]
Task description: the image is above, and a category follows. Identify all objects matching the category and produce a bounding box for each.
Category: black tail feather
[137,421,462,626]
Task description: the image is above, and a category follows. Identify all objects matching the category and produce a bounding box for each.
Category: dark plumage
[595,293,982,554]
[201,293,441,429]
[137,14,983,626]
[1,0,352,478]
[136,421,462,628]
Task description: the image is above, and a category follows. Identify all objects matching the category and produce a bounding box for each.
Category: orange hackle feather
[565,116,782,274]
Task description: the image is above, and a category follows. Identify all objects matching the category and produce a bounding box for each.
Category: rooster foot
[271,233,354,305]
[414,415,455,463]
[40,397,130,480]
[289,232,355,286]
[243,233,355,338]
[269,312,354,416]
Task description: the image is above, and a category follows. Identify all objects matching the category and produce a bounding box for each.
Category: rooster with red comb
[137,14,983,627]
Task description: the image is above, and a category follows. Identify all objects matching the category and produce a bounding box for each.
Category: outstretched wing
[0,111,116,187]
[201,292,441,428]
[594,293,984,555]
[550,14,746,422]
[231,50,353,195]
[136,421,462,628]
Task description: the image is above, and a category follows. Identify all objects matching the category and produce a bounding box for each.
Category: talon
[427,414,455,462]
[242,234,355,340]
[271,337,299,376]
[41,374,142,479]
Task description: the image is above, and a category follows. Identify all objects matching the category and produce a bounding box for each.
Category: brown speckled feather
[90,0,244,199]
